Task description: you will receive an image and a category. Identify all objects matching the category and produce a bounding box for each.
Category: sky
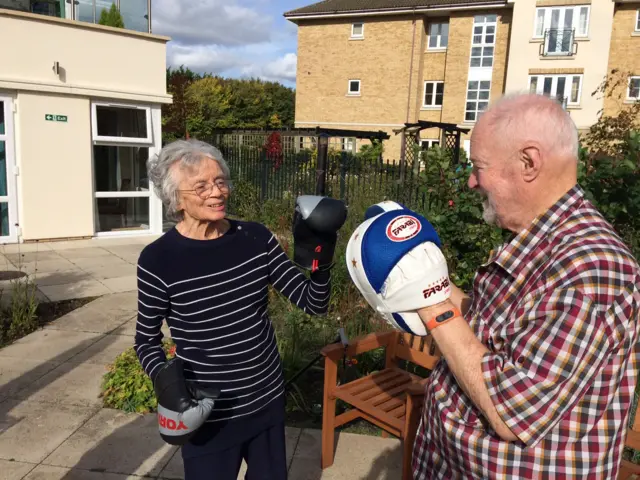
[151,0,311,89]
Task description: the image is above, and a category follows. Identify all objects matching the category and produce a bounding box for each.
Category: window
[628,77,640,100]
[534,6,590,38]
[470,14,496,68]
[351,23,364,38]
[428,21,449,49]
[348,80,361,96]
[465,80,491,122]
[529,74,583,106]
[92,102,153,234]
[636,9,640,32]
[423,81,444,107]
[420,139,440,149]
[92,104,152,144]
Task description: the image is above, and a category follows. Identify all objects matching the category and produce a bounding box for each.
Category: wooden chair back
[619,407,640,478]
[385,332,441,372]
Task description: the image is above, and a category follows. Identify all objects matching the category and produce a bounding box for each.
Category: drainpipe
[401,8,417,172]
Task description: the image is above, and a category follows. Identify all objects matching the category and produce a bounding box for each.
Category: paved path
[0,236,157,303]
[0,277,403,478]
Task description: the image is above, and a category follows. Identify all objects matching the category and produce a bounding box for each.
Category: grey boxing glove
[292,195,347,271]
[153,357,220,445]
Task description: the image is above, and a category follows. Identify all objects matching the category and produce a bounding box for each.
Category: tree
[184,77,233,139]
[98,4,125,28]
[581,68,640,158]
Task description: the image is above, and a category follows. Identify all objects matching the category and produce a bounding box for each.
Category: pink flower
[448,200,454,207]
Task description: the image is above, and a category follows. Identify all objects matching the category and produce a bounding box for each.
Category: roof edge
[284,1,510,20]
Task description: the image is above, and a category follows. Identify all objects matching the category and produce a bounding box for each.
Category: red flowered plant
[263,132,284,170]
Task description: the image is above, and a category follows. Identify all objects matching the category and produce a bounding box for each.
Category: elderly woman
[134,139,346,480]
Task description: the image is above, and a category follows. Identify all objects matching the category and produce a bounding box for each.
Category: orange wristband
[424,308,462,331]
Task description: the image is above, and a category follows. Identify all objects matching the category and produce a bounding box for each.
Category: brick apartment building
[284,0,640,160]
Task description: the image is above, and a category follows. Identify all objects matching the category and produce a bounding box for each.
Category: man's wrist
[417,300,462,331]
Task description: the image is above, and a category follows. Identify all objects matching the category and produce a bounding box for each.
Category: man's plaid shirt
[412,185,640,479]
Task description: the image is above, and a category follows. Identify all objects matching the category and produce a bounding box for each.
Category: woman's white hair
[147,139,231,222]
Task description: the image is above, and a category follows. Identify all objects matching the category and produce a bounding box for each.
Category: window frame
[351,22,364,39]
[427,21,449,49]
[465,80,492,123]
[91,102,153,145]
[469,14,497,69]
[628,76,640,101]
[420,139,440,149]
[533,5,591,39]
[423,81,444,107]
[636,9,640,32]
[347,79,361,96]
[528,74,583,106]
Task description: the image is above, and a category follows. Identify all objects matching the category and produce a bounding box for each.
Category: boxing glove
[154,357,220,445]
[292,195,348,271]
[346,208,451,336]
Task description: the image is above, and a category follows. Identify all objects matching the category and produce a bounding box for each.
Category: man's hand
[417,301,519,442]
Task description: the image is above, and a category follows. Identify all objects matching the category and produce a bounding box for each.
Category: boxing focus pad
[293,195,347,271]
[363,200,406,220]
[154,357,220,445]
[346,208,451,336]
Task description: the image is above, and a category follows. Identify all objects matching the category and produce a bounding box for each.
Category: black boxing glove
[153,357,220,445]
[292,195,347,271]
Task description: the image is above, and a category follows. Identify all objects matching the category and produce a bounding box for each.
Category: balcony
[0,0,150,33]
[541,28,577,57]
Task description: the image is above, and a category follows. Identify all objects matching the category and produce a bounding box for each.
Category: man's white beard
[482,198,498,226]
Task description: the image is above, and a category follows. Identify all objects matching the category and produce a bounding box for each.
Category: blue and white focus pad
[364,200,407,220]
[346,209,451,336]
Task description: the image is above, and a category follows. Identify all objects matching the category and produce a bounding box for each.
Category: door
[0,97,19,243]
[546,8,573,55]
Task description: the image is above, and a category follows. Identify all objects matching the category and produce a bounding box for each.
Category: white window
[636,9,640,32]
[91,103,152,144]
[428,21,449,49]
[534,6,590,39]
[91,102,156,235]
[628,76,640,100]
[470,14,496,68]
[351,23,364,39]
[420,139,440,149]
[529,74,583,106]
[423,81,444,107]
[465,80,491,122]
[348,80,361,96]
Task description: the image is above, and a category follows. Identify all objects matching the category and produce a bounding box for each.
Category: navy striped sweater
[134,219,331,423]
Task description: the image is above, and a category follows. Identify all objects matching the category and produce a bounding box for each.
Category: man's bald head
[474,93,579,166]
[468,93,580,232]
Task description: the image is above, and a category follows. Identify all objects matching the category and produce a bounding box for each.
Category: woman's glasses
[179,179,230,199]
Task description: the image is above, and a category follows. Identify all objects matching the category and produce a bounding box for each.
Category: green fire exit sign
[45,114,68,122]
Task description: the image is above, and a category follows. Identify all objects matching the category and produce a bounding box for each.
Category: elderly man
[348,93,640,478]
[412,93,640,478]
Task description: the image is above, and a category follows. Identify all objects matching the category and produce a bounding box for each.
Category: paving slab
[287,429,403,480]
[39,280,112,302]
[44,306,134,335]
[32,270,94,287]
[56,248,113,260]
[21,465,139,480]
[43,408,177,478]
[16,363,106,408]
[0,288,50,307]
[101,245,145,258]
[69,334,134,366]
[0,359,61,402]
[4,251,65,264]
[66,257,129,271]
[0,459,37,479]
[83,292,137,313]
[81,264,135,281]
[0,399,99,464]
[101,276,137,294]
[15,259,78,275]
[0,243,54,254]
[158,427,302,480]
[0,329,103,364]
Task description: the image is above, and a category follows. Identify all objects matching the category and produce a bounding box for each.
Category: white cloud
[241,53,297,83]
[153,0,272,46]
[167,44,246,74]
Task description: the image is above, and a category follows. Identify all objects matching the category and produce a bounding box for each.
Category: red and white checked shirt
[413,185,640,479]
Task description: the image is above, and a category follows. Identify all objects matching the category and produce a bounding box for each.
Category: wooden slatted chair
[320,330,442,480]
[619,408,640,479]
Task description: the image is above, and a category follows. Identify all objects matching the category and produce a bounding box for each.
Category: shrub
[0,276,39,347]
[101,338,175,413]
